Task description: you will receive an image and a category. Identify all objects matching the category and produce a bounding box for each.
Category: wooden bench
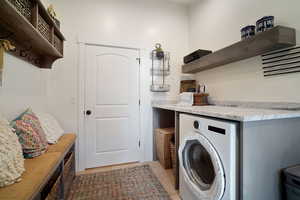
[0,134,76,200]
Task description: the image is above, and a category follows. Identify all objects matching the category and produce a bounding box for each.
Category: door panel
[96,55,129,105]
[95,118,129,153]
[85,45,140,168]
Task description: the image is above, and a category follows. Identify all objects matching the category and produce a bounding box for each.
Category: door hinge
[136,58,141,64]
[139,99,141,106]
[138,140,141,148]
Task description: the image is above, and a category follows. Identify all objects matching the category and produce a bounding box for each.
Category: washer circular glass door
[179,134,225,200]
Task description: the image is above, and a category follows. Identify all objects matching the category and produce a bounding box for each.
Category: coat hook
[20,49,28,57]
[11,47,17,52]
[0,32,13,40]
[19,45,32,58]
[23,44,32,52]
[35,59,40,65]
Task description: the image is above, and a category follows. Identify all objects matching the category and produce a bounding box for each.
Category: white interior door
[85,45,140,168]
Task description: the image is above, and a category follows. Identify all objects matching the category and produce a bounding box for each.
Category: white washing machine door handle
[179,134,225,200]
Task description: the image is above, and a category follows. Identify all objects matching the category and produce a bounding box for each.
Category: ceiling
[167,0,196,5]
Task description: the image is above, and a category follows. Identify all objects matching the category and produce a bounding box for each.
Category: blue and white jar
[256,16,274,33]
[241,25,256,40]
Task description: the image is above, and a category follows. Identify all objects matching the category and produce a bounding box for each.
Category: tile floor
[77,161,181,200]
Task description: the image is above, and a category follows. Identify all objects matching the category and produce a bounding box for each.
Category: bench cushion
[0,152,61,200]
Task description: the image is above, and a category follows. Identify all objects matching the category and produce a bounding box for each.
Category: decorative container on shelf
[8,0,32,21]
[256,16,274,33]
[47,4,60,29]
[150,43,171,92]
[241,25,256,40]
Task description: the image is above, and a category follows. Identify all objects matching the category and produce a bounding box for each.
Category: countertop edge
[152,104,300,122]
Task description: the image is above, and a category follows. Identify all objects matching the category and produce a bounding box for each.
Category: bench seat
[0,133,76,200]
[47,133,76,160]
[0,153,61,200]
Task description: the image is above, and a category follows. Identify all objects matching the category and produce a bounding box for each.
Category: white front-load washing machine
[179,114,238,200]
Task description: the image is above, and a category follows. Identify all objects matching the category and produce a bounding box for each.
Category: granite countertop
[152,102,300,122]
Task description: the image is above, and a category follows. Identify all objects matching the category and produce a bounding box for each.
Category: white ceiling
[167,0,196,5]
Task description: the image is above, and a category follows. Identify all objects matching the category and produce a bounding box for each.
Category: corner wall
[189,0,300,102]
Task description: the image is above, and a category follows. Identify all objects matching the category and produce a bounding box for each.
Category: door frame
[77,40,144,171]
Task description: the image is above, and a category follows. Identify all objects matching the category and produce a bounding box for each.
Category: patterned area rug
[68,165,171,200]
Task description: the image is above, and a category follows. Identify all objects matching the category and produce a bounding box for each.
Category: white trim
[77,42,86,171]
[77,41,146,171]
[77,35,147,51]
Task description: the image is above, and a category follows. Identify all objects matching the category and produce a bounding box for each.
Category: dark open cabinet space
[0,0,65,68]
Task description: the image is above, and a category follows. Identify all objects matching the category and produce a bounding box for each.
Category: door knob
[86,110,92,115]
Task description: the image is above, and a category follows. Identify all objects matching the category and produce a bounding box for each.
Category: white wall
[45,0,189,168]
[189,0,300,102]
[0,54,49,120]
[0,0,53,120]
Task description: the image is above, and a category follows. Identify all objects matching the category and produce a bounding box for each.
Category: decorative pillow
[0,113,25,187]
[10,109,48,158]
[35,112,64,144]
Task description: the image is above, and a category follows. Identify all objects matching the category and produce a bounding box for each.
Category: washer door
[179,134,225,200]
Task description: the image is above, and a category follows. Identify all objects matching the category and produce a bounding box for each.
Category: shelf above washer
[182,26,296,74]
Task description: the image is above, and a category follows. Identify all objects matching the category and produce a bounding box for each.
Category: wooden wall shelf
[182,26,296,73]
[0,0,65,68]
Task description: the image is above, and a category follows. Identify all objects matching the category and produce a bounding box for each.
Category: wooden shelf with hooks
[0,0,65,68]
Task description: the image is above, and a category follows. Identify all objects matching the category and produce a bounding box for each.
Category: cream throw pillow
[0,114,25,187]
[35,112,64,144]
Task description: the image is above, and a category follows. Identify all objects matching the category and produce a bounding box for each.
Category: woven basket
[38,14,51,43]
[53,34,63,54]
[155,128,174,169]
[63,152,75,199]
[8,0,32,21]
[170,141,177,176]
